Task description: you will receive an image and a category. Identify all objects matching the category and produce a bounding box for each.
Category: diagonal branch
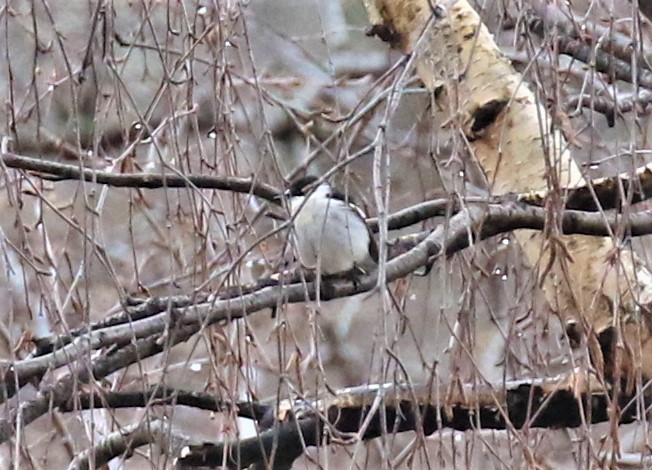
[6,203,652,405]
[0,325,196,445]
[529,0,652,83]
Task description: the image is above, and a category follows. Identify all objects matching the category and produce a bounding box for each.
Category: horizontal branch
[178,418,319,469]
[7,203,652,405]
[367,197,451,231]
[0,149,455,231]
[518,164,652,211]
[567,91,652,127]
[177,371,643,468]
[59,385,270,421]
[0,151,281,201]
[4,150,652,226]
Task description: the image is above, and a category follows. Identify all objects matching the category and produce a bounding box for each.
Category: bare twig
[0,150,281,201]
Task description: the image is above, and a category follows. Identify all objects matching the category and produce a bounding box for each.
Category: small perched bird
[281,175,378,276]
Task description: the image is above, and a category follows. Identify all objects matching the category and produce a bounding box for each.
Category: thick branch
[529,1,652,77]
[567,91,652,127]
[554,35,652,89]
[178,418,320,469]
[6,202,652,405]
[177,371,642,468]
[67,418,167,470]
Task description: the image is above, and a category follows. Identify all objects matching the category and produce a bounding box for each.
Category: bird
[279,175,378,277]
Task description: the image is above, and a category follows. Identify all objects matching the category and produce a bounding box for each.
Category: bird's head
[268,175,324,221]
[286,175,322,197]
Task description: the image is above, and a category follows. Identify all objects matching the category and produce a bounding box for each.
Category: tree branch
[3,149,652,230]
[0,150,281,201]
[528,5,652,90]
[6,202,652,406]
[177,371,643,468]
[67,418,168,470]
[59,385,270,421]
[178,418,320,469]
[0,325,196,444]
[567,91,652,127]
[529,1,652,75]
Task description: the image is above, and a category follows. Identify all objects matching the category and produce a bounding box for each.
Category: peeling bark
[178,371,640,468]
[363,0,652,378]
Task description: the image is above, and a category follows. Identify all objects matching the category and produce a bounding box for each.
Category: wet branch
[177,373,644,468]
[0,150,281,201]
[4,202,652,407]
[0,325,196,444]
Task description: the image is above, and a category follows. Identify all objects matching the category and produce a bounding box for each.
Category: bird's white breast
[290,185,371,275]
